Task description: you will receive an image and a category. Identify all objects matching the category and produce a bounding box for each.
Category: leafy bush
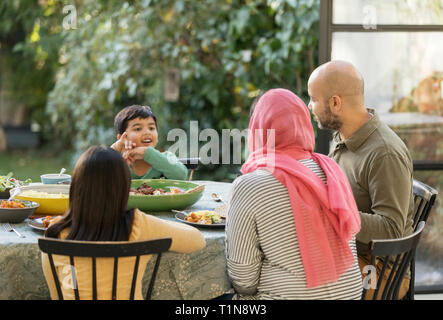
[0,0,65,130]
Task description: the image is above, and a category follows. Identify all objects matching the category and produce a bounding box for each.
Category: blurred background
[0,0,320,182]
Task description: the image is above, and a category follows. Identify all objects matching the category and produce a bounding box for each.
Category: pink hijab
[241,88,361,288]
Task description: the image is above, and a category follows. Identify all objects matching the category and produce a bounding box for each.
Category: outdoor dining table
[0,180,233,300]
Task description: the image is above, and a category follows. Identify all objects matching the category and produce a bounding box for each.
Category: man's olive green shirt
[329,109,415,248]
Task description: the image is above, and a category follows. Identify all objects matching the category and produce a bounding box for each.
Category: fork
[3,223,25,238]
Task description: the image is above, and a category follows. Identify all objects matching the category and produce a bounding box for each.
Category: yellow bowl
[12,185,70,215]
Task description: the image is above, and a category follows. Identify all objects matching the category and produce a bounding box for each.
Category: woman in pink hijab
[225,88,363,300]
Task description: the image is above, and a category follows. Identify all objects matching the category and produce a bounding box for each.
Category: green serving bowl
[128,179,204,212]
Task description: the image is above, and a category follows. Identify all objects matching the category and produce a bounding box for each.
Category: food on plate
[0,173,32,192]
[0,200,26,208]
[185,210,223,225]
[130,183,184,196]
[19,190,69,199]
[42,216,56,228]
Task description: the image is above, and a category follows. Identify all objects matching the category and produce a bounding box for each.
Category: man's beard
[316,106,342,131]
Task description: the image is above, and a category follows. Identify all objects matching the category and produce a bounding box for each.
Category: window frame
[317,0,443,171]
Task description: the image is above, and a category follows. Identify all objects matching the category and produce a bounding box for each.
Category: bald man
[307,60,415,299]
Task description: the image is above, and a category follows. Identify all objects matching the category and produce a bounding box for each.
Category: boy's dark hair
[114,105,158,134]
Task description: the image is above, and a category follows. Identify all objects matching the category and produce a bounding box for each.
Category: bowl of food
[40,173,71,185]
[0,173,32,199]
[128,179,205,212]
[12,185,70,215]
[0,199,40,223]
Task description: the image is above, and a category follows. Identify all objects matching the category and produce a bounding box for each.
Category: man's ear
[329,95,342,114]
[117,133,122,140]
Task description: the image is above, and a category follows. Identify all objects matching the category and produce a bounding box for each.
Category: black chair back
[178,157,201,180]
[412,180,438,231]
[38,237,172,300]
[362,221,425,300]
[407,180,438,299]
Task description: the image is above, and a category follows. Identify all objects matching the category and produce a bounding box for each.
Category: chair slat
[48,253,64,300]
[130,256,140,300]
[69,256,80,300]
[92,257,97,300]
[412,198,425,230]
[112,257,118,300]
[373,256,389,300]
[412,180,438,231]
[383,254,401,300]
[391,251,412,299]
[146,253,163,300]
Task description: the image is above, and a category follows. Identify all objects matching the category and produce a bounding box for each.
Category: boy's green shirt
[129,147,188,180]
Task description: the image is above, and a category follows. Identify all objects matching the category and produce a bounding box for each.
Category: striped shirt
[226,159,362,300]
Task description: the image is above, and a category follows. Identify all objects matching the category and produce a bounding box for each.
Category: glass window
[333,0,443,25]
[331,32,443,123]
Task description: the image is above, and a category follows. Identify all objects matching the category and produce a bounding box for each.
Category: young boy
[111,105,188,180]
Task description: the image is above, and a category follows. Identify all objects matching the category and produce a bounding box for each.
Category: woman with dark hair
[226,89,362,300]
[42,146,205,300]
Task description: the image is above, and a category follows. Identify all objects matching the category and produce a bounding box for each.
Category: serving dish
[40,173,71,184]
[0,199,40,223]
[12,184,70,215]
[128,179,204,212]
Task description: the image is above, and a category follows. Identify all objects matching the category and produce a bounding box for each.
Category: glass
[333,0,443,25]
[331,31,443,288]
[331,32,443,145]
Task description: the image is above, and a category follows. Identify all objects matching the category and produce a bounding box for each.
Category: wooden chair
[178,157,201,181]
[412,179,438,231]
[407,179,438,298]
[362,221,425,300]
[38,237,172,300]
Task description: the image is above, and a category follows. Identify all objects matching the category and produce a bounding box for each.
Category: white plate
[27,217,46,231]
[174,209,225,228]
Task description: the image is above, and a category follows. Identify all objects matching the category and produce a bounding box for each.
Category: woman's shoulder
[232,170,285,194]
[129,209,155,240]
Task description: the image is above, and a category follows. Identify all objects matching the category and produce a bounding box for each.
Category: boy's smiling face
[120,116,158,148]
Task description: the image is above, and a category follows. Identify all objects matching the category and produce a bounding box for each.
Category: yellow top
[41,209,206,300]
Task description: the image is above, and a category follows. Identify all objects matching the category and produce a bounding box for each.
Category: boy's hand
[122,150,136,165]
[123,147,148,164]
[111,132,136,153]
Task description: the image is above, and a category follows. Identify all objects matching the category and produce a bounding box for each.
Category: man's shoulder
[369,121,410,156]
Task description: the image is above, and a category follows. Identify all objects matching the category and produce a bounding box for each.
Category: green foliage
[2,0,320,182]
[0,0,66,131]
